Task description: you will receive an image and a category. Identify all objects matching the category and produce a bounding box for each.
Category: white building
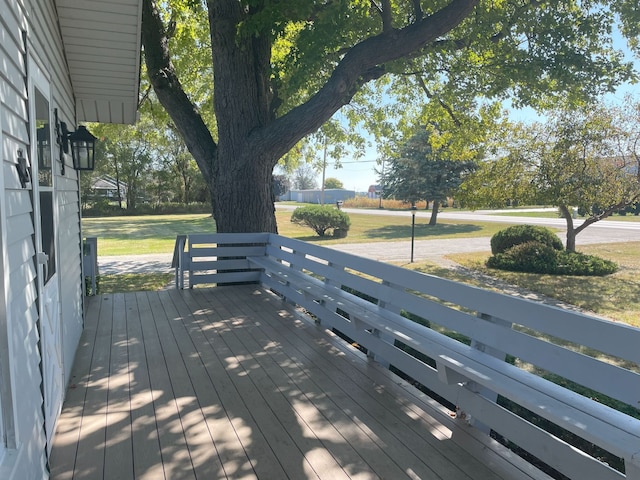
[0,1,142,478]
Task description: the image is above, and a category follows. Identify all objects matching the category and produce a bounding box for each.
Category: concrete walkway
[98,253,175,274]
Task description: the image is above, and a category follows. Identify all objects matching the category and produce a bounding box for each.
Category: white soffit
[56,0,142,124]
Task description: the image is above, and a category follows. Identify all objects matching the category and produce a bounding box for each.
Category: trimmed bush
[487,241,618,276]
[555,251,618,276]
[490,224,563,254]
[291,205,351,237]
[487,241,558,273]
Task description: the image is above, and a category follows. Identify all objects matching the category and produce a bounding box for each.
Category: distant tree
[460,101,640,251]
[159,129,202,206]
[272,174,290,201]
[382,128,478,225]
[292,164,318,190]
[148,168,175,207]
[324,177,344,189]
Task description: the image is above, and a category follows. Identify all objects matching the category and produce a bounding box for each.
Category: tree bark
[429,200,439,225]
[559,205,576,252]
[142,0,480,233]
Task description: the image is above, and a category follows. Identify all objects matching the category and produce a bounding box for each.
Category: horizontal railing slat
[190,271,261,285]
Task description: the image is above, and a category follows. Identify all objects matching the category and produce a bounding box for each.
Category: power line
[335,160,378,164]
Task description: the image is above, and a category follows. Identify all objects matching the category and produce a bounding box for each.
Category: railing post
[366,280,395,369]
[172,235,187,289]
[459,312,512,433]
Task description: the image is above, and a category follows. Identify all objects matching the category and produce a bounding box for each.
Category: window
[34,88,56,283]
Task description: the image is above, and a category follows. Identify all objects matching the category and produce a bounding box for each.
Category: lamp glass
[70,125,97,170]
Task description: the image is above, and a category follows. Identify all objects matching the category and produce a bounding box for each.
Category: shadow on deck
[49,286,545,480]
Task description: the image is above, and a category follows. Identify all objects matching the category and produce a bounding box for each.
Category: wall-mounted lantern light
[55,108,98,172]
[69,125,97,171]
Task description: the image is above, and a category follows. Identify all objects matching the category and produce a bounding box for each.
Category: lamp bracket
[16,149,31,188]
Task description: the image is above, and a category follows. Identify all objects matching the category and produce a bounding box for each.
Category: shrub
[555,251,618,276]
[490,225,563,255]
[487,242,618,276]
[291,205,351,237]
[487,241,559,273]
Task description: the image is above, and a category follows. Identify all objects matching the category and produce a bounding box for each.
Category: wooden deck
[49,286,547,480]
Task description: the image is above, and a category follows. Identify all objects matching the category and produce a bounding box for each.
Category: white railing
[174,233,640,479]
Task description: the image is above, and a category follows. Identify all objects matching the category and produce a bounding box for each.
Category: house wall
[0,0,84,477]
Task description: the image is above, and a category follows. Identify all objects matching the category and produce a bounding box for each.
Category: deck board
[50,286,550,480]
[126,293,165,480]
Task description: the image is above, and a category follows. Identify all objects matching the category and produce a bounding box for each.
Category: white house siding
[28,0,83,390]
[56,178,83,384]
[0,0,83,477]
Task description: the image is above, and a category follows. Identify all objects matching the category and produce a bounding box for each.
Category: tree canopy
[460,100,640,251]
[140,0,638,232]
[382,127,478,224]
[324,177,344,189]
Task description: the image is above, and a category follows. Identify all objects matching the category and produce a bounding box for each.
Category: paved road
[98,207,639,274]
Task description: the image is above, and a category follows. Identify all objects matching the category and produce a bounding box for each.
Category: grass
[440,241,640,327]
[84,211,522,255]
[83,214,217,255]
[98,273,174,294]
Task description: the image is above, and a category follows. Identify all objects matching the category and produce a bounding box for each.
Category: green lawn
[83,214,218,255]
[440,241,640,328]
[83,211,521,256]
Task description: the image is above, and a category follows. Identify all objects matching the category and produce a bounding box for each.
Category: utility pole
[321,136,327,205]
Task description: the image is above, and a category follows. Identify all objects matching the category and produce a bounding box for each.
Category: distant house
[368,184,381,199]
[92,175,127,201]
[280,188,356,204]
[0,1,142,478]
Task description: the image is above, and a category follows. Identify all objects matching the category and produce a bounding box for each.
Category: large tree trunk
[213,151,277,232]
[207,0,278,232]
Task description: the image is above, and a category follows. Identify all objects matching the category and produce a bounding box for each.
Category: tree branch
[254,0,480,162]
[411,0,423,21]
[380,0,393,32]
[414,74,462,127]
[141,0,216,181]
